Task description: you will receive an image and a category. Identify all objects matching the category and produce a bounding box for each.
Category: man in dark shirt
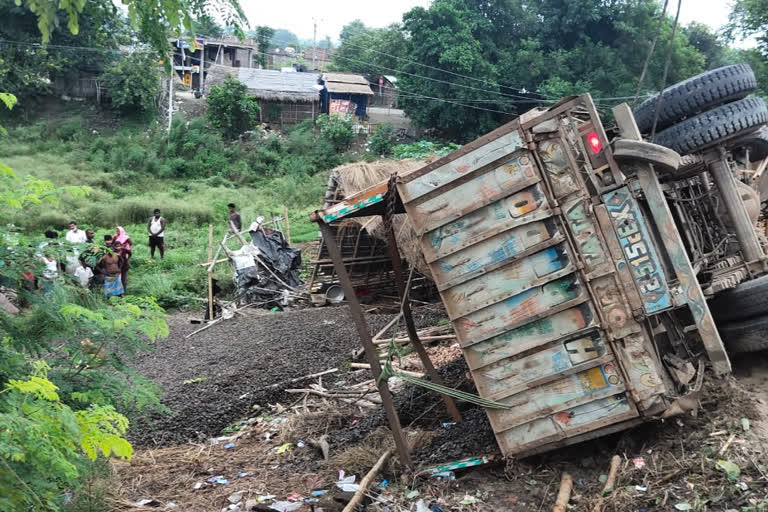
[227,203,242,232]
[85,229,95,244]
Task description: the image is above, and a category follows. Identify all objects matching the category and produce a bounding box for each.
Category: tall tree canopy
[332,0,717,141]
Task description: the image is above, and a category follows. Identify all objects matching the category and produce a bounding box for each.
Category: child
[74,260,93,288]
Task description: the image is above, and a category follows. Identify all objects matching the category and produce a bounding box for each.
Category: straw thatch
[331,159,433,278]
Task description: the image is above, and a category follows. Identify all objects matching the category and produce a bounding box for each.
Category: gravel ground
[130,305,447,446]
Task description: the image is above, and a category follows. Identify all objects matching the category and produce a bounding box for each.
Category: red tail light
[587,132,602,153]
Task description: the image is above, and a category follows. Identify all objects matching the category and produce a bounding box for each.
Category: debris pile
[232,229,302,306]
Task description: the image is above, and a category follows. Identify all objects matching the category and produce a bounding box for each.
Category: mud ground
[130,306,447,446]
[117,307,768,512]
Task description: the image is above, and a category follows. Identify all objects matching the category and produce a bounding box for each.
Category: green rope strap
[377,360,514,410]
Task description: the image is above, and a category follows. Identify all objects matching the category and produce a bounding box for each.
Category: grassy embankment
[0,114,332,308]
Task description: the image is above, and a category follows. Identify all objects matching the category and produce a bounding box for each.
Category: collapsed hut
[308,160,435,301]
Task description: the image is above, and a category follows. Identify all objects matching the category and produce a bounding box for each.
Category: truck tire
[709,274,768,323]
[718,315,768,353]
[633,64,757,133]
[654,97,768,155]
[611,138,680,172]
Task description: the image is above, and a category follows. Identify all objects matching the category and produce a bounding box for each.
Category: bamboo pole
[283,205,291,244]
[207,224,214,321]
[342,450,392,512]
[553,472,573,512]
[602,455,621,495]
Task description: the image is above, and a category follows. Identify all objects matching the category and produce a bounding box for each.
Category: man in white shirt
[65,222,87,244]
[74,261,94,287]
[147,208,166,259]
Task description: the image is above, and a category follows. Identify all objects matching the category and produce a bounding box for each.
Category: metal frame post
[380,174,462,422]
[707,148,764,263]
[381,215,463,424]
[317,221,414,469]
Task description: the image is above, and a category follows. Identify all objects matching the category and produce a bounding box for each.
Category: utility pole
[167,53,174,131]
[312,18,317,70]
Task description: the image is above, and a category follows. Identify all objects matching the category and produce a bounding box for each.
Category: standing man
[85,229,96,244]
[65,222,87,244]
[147,208,166,259]
[228,203,242,233]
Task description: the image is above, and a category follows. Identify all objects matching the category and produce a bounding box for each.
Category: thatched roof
[238,69,321,103]
[328,159,434,277]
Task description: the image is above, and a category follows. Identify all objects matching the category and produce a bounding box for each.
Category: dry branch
[342,449,392,512]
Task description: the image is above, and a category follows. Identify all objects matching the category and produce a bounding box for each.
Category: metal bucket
[325,285,345,304]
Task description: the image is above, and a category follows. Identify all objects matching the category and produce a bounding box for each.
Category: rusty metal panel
[603,187,672,314]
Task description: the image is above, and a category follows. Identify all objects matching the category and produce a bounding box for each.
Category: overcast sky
[241,0,751,45]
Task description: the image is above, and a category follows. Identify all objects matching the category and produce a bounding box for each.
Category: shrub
[368,122,396,156]
[207,75,260,140]
[316,114,353,151]
[101,53,161,116]
[53,118,84,141]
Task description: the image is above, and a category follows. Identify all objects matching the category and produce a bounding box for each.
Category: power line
[338,37,556,100]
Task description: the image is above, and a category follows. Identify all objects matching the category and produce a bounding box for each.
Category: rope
[632,0,670,107]
[377,361,514,410]
[650,0,683,141]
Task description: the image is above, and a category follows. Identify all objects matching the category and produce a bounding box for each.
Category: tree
[683,22,730,69]
[101,52,161,116]
[271,28,300,49]
[340,19,366,42]
[194,14,224,39]
[207,75,260,139]
[330,24,407,77]
[254,26,275,68]
[728,0,768,51]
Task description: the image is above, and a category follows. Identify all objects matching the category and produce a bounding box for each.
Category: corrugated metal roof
[237,69,321,102]
[326,82,375,95]
[323,73,370,85]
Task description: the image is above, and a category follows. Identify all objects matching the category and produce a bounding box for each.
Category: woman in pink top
[113,226,133,288]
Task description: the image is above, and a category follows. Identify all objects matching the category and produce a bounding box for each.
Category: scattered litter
[228,493,243,504]
[165,503,177,509]
[716,459,741,481]
[405,490,420,499]
[336,474,360,492]
[224,443,235,449]
[433,471,455,480]
[736,481,749,491]
[136,498,161,507]
[264,433,272,441]
[236,472,249,478]
[286,493,302,502]
[193,482,203,490]
[598,474,607,484]
[430,505,445,512]
[635,485,648,492]
[442,422,456,428]
[311,490,328,497]
[460,495,478,505]
[632,457,646,469]
[254,495,276,503]
[207,476,230,485]
[297,440,306,448]
[269,501,302,512]
[675,503,692,511]
[741,418,751,432]
[416,499,431,512]
[378,479,389,488]
[276,442,293,454]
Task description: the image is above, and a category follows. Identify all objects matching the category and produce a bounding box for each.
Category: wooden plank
[430,219,558,289]
[441,244,575,319]
[400,131,525,203]
[421,183,551,262]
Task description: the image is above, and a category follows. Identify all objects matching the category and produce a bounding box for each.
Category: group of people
[37,209,167,299]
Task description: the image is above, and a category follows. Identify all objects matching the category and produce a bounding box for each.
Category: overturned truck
[313,64,768,457]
